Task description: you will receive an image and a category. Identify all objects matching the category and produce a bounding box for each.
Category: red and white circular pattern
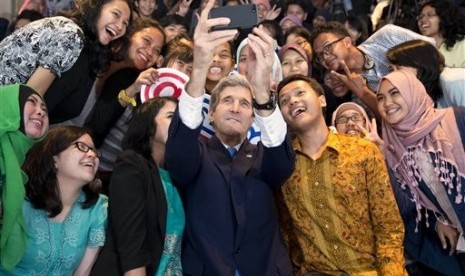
[140,67,190,103]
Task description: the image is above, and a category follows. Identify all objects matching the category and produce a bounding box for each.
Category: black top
[90,150,167,275]
[85,68,139,148]
[45,49,95,124]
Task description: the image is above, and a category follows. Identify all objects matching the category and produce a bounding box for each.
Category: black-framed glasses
[315,37,345,65]
[335,114,365,124]
[73,142,102,158]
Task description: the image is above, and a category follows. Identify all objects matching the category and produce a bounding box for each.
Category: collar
[221,141,243,151]
[292,131,341,155]
[358,48,374,70]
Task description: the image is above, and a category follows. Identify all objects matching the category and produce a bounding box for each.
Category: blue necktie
[227,147,237,157]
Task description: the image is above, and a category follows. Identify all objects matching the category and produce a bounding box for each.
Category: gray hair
[210,74,253,112]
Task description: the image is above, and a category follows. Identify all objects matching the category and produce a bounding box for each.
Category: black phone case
[209,4,258,31]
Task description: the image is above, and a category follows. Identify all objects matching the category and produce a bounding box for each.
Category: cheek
[376,101,384,114]
[336,124,346,133]
[238,63,246,74]
[300,63,309,73]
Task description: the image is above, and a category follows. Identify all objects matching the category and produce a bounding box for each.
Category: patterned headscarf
[380,70,465,223]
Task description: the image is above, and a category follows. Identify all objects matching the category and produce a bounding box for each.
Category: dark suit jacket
[90,150,167,275]
[165,108,295,276]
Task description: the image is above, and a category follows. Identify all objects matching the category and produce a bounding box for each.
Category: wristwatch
[252,92,276,110]
[118,89,137,107]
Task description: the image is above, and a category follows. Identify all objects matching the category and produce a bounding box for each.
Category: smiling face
[281,49,309,78]
[23,94,48,139]
[377,79,409,125]
[278,80,326,132]
[53,134,99,187]
[207,43,234,83]
[313,32,350,70]
[96,0,131,45]
[209,86,253,145]
[417,5,441,39]
[335,109,366,136]
[128,26,164,70]
[137,0,157,17]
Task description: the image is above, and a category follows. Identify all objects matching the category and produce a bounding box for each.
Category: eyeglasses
[335,114,365,124]
[416,13,437,21]
[73,142,102,158]
[315,37,345,65]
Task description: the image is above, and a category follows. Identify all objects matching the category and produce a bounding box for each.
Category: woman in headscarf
[377,69,465,275]
[0,84,49,270]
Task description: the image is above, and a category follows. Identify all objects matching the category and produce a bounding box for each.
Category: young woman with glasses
[1,126,106,275]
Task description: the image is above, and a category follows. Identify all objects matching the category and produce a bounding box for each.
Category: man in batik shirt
[276,74,407,276]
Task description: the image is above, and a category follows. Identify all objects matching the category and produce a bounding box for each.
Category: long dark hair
[66,0,134,77]
[123,97,178,159]
[23,126,100,218]
[387,39,444,103]
[419,0,465,50]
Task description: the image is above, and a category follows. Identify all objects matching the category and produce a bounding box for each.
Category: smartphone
[209,4,258,31]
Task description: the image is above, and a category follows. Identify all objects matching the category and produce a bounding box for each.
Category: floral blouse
[0,16,84,86]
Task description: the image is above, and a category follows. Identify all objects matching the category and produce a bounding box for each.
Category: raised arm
[245,26,275,118]
[185,0,237,98]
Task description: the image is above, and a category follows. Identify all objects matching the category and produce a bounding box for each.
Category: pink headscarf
[380,70,465,225]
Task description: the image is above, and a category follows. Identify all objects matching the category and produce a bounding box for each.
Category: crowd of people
[0,0,464,275]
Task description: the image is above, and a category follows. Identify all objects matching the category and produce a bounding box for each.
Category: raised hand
[187,0,238,97]
[126,68,159,98]
[356,118,385,151]
[264,5,281,21]
[330,60,380,118]
[246,25,274,102]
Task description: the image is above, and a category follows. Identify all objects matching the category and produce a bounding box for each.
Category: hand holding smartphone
[209,4,259,31]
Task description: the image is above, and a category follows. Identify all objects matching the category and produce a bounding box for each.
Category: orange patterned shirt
[277,132,407,276]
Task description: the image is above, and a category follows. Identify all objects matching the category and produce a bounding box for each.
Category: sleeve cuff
[179,89,205,129]
[254,107,287,147]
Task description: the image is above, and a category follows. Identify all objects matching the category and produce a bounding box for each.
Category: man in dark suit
[165,0,295,275]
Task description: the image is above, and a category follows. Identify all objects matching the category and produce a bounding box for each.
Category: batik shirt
[0,193,107,276]
[0,16,84,85]
[277,132,406,276]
